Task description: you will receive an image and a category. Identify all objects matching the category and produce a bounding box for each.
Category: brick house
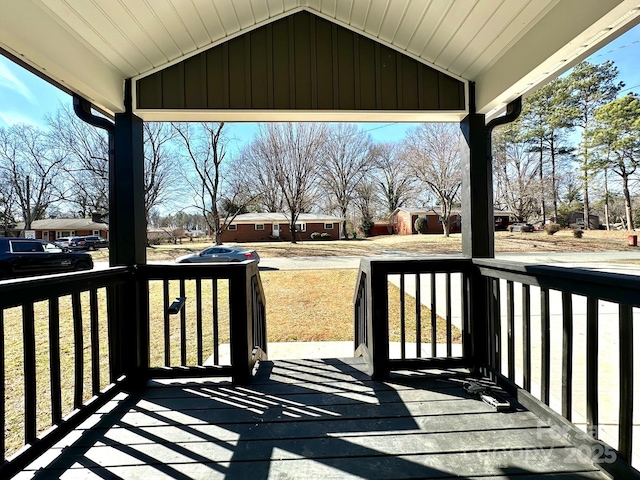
[8,216,109,241]
[391,208,513,235]
[221,213,343,242]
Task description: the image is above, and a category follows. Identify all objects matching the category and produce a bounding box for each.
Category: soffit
[1,0,639,120]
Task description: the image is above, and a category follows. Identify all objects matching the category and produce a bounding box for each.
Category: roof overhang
[1,1,639,121]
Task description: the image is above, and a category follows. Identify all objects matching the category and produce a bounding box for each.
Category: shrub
[414,216,429,234]
[310,232,322,240]
[320,232,331,240]
[572,229,583,238]
[544,223,561,235]
[507,225,514,232]
[360,216,374,237]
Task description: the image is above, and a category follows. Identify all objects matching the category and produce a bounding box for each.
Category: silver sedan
[175,246,260,264]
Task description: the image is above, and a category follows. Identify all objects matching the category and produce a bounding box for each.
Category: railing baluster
[0,309,4,459]
[430,272,437,357]
[619,304,633,461]
[72,292,83,409]
[49,298,62,424]
[462,271,471,360]
[22,302,37,443]
[562,291,573,421]
[212,279,219,365]
[163,280,170,366]
[491,278,501,372]
[415,273,421,358]
[399,274,406,359]
[180,279,187,366]
[446,272,452,357]
[90,289,100,396]
[196,278,203,365]
[522,284,531,391]
[540,287,550,405]
[586,296,599,438]
[506,280,515,382]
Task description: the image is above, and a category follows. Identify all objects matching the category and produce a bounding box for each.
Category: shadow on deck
[20,358,608,479]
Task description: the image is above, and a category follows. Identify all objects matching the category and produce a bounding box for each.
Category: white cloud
[0,110,39,127]
[0,59,36,104]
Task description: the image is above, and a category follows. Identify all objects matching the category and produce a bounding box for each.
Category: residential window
[255,224,264,230]
[295,223,306,232]
[437,216,442,223]
[57,231,72,238]
[93,230,100,235]
[324,223,333,229]
[228,224,237,231]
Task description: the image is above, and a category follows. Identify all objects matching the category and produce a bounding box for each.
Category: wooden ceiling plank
[249,0,271,24]
[363,0,388,37]
[405,0,450,58]
[419,0,476,64]
[232,0,259,30]
[169,0,212,49]
[334,0,353,24]
[390,0,430,50]
[378,0,410,44]
[348,0,370,31]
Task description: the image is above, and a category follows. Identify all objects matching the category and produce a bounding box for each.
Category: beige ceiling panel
[116,1,181,64]
[148,0,197,56]
[445,0,526,76]
[249,0,272,23]
[232,0,259,30]
[378,0,410,44]
[169,0,212,48]
[334,0,353,22]
[434,0,502,71]
[363,0,388,36]
[391,0,430,49]
[420,0,475,63]
[320,0,338,18]
[405,1,450,57]
[213,1,241,34]
[283,0,301,11]
[266,0,287,17]
[349,0,371,30]
[190,1,226,43]
[0,0,125,113]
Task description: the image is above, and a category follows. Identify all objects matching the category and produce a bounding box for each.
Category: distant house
[8,214,109,240]
[567,212,600,230]
[221,213,344,242]
[392,207,513,235]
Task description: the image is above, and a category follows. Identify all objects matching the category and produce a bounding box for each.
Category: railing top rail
[357,255,473,275]
[139,261,260,280]
[0,267,131,309]
[474,258,640,306]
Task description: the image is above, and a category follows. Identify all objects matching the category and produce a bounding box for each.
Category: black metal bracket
[167,297,186,315]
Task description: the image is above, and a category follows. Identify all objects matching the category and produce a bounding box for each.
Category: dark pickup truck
[0,238,93,279]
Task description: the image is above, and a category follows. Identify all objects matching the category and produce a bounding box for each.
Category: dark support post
[113,79,146,267]
[460,83,492,259]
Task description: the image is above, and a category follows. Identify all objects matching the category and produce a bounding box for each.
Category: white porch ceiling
[1,0,639,120]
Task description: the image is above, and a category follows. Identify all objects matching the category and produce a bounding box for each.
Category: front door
[272,224,279,238]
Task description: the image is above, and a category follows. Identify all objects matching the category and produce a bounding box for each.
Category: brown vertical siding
[137,11,465,113]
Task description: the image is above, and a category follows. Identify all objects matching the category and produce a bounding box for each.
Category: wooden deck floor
[19,358,609,479]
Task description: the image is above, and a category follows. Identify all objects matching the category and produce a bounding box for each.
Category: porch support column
[112,79,146,267]
[460,83,493,258]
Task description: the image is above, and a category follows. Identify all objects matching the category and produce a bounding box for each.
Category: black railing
[0,260,266,475]
[0,268,131,473]
[475,259,640,469]
[354,257,473,379]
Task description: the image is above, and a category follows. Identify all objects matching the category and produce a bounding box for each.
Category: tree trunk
[550,146,558,222]
[622,174,634,231]
[603,168,610,230]
[582,148,590,230]
[539,140,546,224]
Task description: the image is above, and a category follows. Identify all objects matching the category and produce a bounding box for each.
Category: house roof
[231,213,343,224]
[2,1,638,121]
[13,219,109,231]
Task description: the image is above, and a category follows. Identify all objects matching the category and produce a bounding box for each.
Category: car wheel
[75,261,92,271]
[89,245,95,251]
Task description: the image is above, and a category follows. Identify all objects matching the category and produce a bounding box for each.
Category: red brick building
[391,208,513,235]
[221,213,344,242]
[8,217,109,241]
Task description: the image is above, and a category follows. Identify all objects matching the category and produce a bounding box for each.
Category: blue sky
[2,23,640,147]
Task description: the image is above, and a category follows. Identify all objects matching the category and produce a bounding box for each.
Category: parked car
[54,237,73,250]
[511,223,535,232]
[0,238,93,279]
[69,235,109,251]
[175,246,260,264]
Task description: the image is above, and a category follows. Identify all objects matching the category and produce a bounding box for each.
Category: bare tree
[46,104,109,215]
[143,122,179,223]
[492,125,541,221]
[319,124,372,238]
[0,124,67,230]
[249,123,326,243]
[239,143,284,212]
[404,124,461,237]
[371,142,417,219]
[173,122,253,245]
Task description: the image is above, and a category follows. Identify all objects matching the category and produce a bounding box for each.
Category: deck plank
[21,358,611,479]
